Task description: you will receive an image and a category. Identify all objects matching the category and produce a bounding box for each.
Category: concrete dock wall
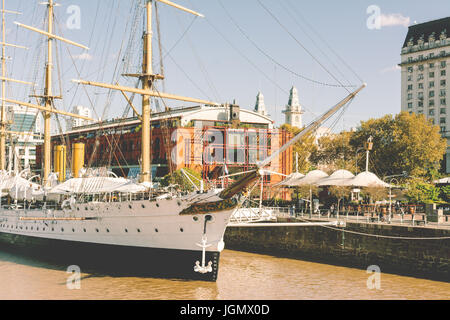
[224,222,450,281]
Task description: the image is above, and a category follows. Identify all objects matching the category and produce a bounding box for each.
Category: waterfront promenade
[225,208,450,282]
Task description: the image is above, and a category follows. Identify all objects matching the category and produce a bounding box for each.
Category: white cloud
[73,53,93,61]
[379,13,410,28]
[380,65,401,74]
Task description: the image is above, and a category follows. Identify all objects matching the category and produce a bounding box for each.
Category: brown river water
[0,249,448,300]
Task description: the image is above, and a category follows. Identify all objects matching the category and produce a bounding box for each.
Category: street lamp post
[388,177,399,224]
[365,136,373,172]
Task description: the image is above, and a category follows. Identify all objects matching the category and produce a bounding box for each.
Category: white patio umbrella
[273,172,305,187]
[291,170,329,186]
[289,170,329,214]
[317,169,354,186]
[350,171,391,187]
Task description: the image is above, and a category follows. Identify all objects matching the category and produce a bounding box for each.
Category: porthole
[83,228,86,232]
[156,203,159,207]
[128,204,132,209]
[124,229,128,233]
[72,228,75,232]
[137,228,141,233]
[51,228,54,231]
[36,227,39,231]
[141,204,145,208]
[193,216,199,222]
[85,207,88,211]
[61,228,64,232]
[30,227,33,230]
[180,227,184,232]
[155,228,158,233]
[106,229,110,233]
[95,228,99,233]
[177,201,182,206]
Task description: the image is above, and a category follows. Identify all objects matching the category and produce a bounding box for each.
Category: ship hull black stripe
[0,231,220,282]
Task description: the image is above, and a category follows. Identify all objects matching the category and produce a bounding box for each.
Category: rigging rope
[256,0,352,93]
[218,0,355,89]
[284,0,365,84]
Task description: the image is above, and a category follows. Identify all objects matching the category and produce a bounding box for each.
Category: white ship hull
[0,191,236,281]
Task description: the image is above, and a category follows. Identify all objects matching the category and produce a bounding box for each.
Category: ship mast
[0,0,30,171]
[73,0,210,184]
[42,0,54,185]
[10,0,93,185]
[141,0,153,183]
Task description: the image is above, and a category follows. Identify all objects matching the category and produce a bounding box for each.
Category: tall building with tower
[283,86,304,128]
[400,17,450,172]
[254,91,268,116]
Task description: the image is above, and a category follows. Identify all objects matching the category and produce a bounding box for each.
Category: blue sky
[3,0,450,132]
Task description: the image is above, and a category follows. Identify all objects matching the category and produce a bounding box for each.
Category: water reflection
[0,249,448,300]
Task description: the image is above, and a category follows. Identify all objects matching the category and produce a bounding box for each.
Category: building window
[440,126,446,133]
[418,92,424,99]
[418,64,424,71]
[418,83,424,89]
[440,89,446,97]
[441,61,447,68]
[408,84,413,91]
[408,93,413,100]
[408,66,413,73]
[440,50,446,56]
[429,91,435,98]
[418,101,423,107]
[440,108,446,114]
[418,74,424,80]
[408,75,412,81]
[407,102,413,108]
[429,109,435,116]
[441,98,447,105]
[429,62,435,68]
[440,118,446,124]
[429,99,435,107]
[429,72,435,78]
[441,80,446,86]
[441,70,446,76]
[428,82,434,88]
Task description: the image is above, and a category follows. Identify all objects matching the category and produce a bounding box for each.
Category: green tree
[161,168,202,192]
[309,131,356,172]
[350,112,446,179]
[361,185,387,203]
[280,124,317,173]
[405,180,442,204]
[440,185,450,203]
[328,185,352,212]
